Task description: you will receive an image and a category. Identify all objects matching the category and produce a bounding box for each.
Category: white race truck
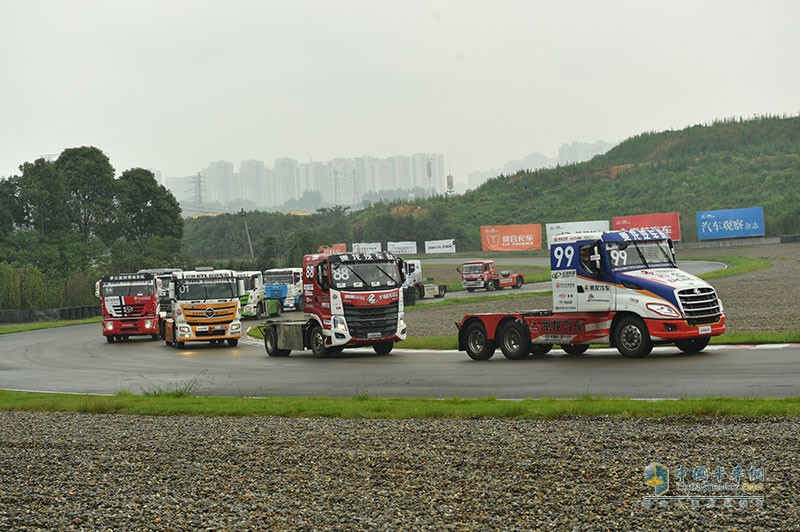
[457,229,726,359]
[402,259,446,300]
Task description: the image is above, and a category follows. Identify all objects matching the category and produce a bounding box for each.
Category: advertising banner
[387,241,418,254]
[613,212,681,241]
[318,243,347,253]
[424,239,456,254]
[480,224,542,251]
[696,206,765,240]
[545,220,609,248]
[352,242,382,253]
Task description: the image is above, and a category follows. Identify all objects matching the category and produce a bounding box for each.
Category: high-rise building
[239,160,268,208]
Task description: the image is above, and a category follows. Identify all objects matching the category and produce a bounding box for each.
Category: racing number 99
[553,245,574,269]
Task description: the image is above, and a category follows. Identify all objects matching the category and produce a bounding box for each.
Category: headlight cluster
[332,316,348,332]
[646,302,680,318]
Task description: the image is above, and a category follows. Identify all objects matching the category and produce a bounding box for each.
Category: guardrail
[0,305,101,324]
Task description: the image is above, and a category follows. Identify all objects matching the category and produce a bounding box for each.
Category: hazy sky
[2,1,798,187]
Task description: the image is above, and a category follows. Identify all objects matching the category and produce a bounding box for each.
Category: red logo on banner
[480,224,542,251]
[319,243,347,253]
[612,212,681,241]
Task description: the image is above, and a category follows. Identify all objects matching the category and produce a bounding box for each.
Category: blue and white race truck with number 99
[457,229,726,359]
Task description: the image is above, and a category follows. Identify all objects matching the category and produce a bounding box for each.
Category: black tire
[106,336,114,343]
[435,286,446,298]
[309,324,330,358]
[561,344,590,356]
[485,281,496,291]
[464,321,495,360]
[174,339,185,349]
[373,341,393,355]
[297,297,304,312]
[674,337,710,353]
[227,338,238,347]
[151,334,159,341]
[614,316,653,358]
[417,285,425,300]
[513,277,523,289]
[466,287,475,293]
[530,343,553,356]
[255,303,264,320]
[265,326,291,356]
[500,322,530,360]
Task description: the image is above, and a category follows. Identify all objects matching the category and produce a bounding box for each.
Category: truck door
[575,242,614,313]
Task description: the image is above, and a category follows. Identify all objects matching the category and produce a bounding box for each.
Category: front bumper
[646,315,726,341]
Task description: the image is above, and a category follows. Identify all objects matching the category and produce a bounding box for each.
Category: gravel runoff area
[1,412,795,530]
[3,242,798,530]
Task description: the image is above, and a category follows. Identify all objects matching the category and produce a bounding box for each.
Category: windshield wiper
[630,241,650,269]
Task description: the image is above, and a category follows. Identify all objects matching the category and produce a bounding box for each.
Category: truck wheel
[264,326,290,356]
[500,322,530,360]
[297,297,304,312]
[466,288,475,293]
[530,343,553,356]
[485,281,496,291]
[309,324,330,358]
[417,285,425,300]
[151,334,159,341]
[614,316,653,358]
[227,338,238,347]
[674,337,710,353]
[255,303,264,320]
[513,277,523,289]
[174,339,185,349]
[464,322,495,360]
[435,286,446,298]
[373,341,393,355]
[561,344,589,356]
[106,336,114,343]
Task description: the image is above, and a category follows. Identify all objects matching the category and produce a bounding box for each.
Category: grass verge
[1,390,798,418]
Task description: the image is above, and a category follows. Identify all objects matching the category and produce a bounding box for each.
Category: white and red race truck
[456,229,725,359]
[260,251,407,357]
[95,272,160,342]
[458,259,524,292]
[403,259,446,300]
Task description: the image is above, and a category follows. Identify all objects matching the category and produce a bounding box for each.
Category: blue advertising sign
[696,206,765,240]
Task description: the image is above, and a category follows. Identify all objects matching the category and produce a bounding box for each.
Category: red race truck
[260,251,407,357]
[456,229,725,359]
[458,259,524,292]
[96,272,160,342]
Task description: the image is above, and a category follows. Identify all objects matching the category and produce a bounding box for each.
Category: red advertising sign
[480,224,542,251]
[612,212,681,241]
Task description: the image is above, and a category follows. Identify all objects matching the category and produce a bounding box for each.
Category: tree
[54,146,116,244]
[15,158,71,238]
[116,167,183,241]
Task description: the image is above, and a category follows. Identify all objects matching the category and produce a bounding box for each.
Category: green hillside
[184,115,800,262]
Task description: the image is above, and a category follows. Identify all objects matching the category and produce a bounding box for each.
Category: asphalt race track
[1,324,798,399]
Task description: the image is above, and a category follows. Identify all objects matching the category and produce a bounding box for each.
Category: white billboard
[425,239,456,254]
[545,220,609,248]
[352,242,382,253]
[387,241,418,254]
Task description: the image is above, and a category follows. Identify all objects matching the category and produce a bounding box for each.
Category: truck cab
[96,272,160,342]
[261,252,407,358]
[458,259,524,292]
[264,267,304,311]
[163,269,242,348]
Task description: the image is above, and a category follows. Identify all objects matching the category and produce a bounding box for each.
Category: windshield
[175,279,237,301]
[330,261,401,290]
[265,272,294,284]
[606,240,675,271]
[238,275,259,291]
[103,282,154,297]
[462,263,484,274]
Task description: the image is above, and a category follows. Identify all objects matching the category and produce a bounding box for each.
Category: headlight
[144,319,153,329]
[332,316,348,332]
[104,321,114,330]
[230,323,241,332]
[646,302,681,318]
[178,325,191,333]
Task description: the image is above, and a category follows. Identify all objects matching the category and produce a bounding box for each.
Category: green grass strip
[0,390,798,418]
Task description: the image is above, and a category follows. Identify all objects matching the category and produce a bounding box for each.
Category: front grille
[677,287,723,325]
[343,301,399,339]
[182,302,238,325]
[107,302,148,318]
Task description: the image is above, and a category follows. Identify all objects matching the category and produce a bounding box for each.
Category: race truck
[263,267,304,311]
[95,273,160,342]
[456,229,725,360]
[402,259,446,300]
[138,267,182,339]
[236,270,280,319]
[260,252,407,358]
[162,269,242,348]
[457,259,524,292]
